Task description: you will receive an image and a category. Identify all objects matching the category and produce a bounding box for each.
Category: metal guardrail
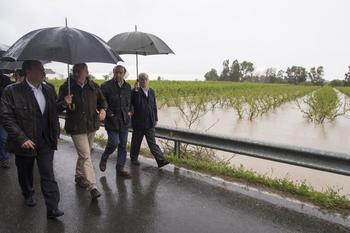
[154,125,350,177]
[59,115,350,176]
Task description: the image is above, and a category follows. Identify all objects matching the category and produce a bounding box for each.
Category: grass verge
[166,154,350,214]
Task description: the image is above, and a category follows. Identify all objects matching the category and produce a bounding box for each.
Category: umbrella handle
[134,79,140,92]
[68,103,75,111]
[67,64,70,96]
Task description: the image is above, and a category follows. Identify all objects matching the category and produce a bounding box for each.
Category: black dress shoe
[24,195,37,207]
[158,160,170,168]
[90,188,101,200]
[99,158,107,172]
[47,209,64,219]
[131,160,140,166]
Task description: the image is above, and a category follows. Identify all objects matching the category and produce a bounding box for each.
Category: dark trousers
[101,129,128,171]
[0,125,9,161]
[15,141,60,211]
[130,127,167,164]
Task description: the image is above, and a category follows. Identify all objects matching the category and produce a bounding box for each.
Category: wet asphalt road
[0,138,348,233]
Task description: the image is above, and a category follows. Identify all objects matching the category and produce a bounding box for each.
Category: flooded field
[156,97,350,195]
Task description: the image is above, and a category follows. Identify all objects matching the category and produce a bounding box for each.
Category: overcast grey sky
[1,0,349,80]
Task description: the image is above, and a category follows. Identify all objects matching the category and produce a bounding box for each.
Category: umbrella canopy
[108,29,174,79]
[0,61,23,74]
[1,25,122,99]
[0,43,10,56]
[0,60,50,74]
[1,27,122,64]
[108,31,174,56]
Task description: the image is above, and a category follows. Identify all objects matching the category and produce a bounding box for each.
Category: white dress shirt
[141,87,149,97]
[27,80,46,114]
[117,79,125,88]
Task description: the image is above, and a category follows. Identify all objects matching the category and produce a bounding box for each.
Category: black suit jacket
[0,81,60,156]
[131,88,158,130]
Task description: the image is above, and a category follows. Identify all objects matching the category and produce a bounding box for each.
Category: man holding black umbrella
[130,73,169,168]
[0,60,63,219]
[58,63,107,199]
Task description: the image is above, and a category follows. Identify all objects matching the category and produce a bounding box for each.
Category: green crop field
[48,79,319,120]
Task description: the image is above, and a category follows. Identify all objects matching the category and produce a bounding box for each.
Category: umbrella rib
[3,29,43,61]
[147,35,174,55]
[64,27,73,64]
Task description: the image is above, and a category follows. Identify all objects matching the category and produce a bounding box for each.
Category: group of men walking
[0,60,169,219]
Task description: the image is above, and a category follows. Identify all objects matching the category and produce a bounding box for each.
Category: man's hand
[128,112,133,117]
[97,109,106,121]
[21,140,36,150]
[64,94,73,105]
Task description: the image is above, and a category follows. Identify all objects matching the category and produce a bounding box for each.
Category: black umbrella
[1,27,122,64]
[1,25,123,97]
[108,25,174,79]
[0,43,10,57]
[0,61,23,74]
[0,60,50,74]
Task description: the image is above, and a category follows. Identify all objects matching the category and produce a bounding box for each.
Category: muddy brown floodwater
[157,100,350,195]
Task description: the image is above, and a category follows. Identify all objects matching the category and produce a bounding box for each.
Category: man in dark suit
[0,60,63,219]
[0,73,13,168]
[130,73,169,168]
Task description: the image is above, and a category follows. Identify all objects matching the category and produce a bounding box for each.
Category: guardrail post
[174,140,181,156]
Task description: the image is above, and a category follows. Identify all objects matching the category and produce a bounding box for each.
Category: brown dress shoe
[90,188,101,200]
[116,170,132,178]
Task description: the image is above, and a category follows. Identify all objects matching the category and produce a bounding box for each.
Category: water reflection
[97,167,161,233]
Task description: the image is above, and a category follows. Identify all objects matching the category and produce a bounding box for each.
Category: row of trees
[204,59,327,85]
[326,66,350,87]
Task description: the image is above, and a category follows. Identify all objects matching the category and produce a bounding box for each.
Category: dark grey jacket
[101,79,132,131]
